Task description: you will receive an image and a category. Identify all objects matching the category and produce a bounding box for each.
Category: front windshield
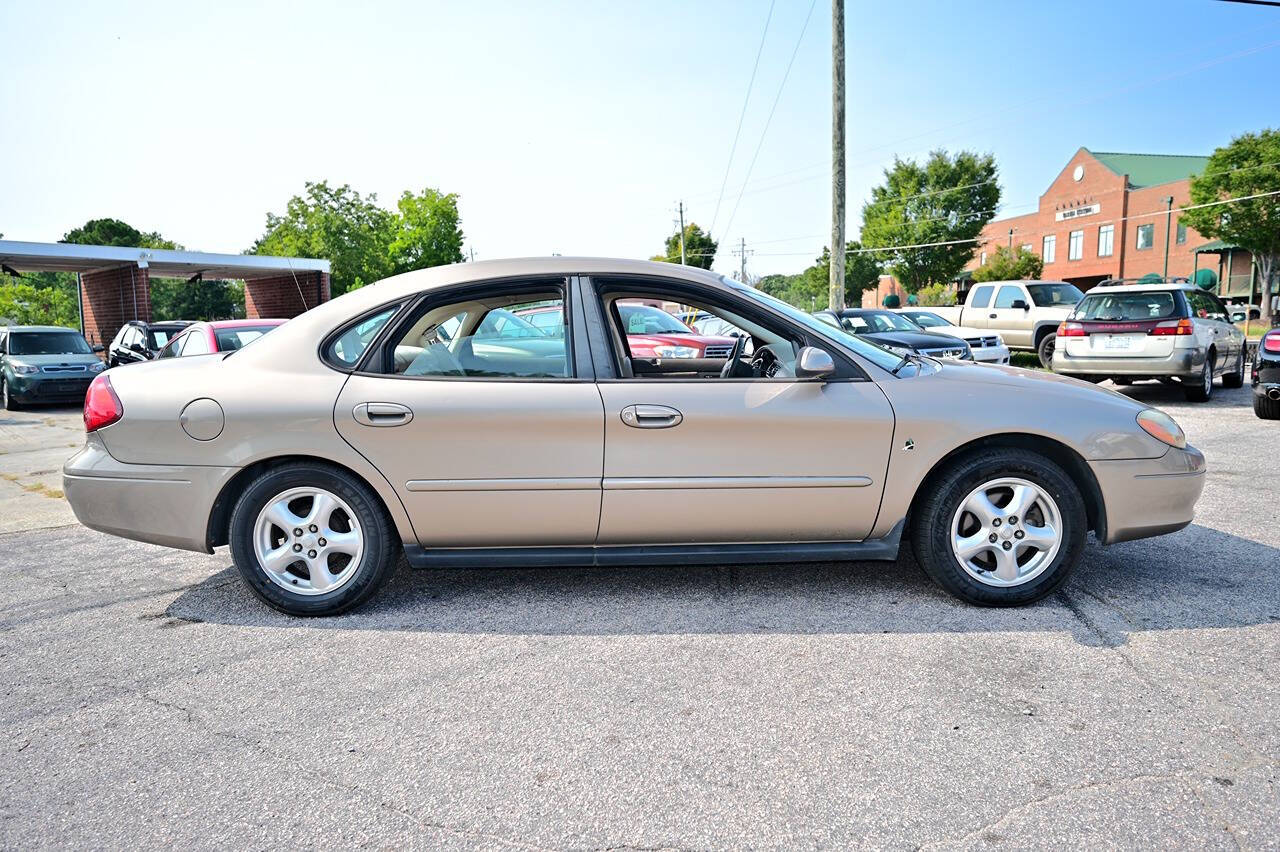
[726,282,903,373]
[1027,282,1084,307]
[617,303,693,335]
[906,311,951,329]
[9,331,93,356]
[848,311,919,333]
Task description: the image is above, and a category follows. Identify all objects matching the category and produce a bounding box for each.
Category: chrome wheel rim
[253,487,364,596]
[950,477,1062,587]
[1203,359,1213,395]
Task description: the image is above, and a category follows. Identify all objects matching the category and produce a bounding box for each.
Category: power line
[708,0,776,237]
[715,0,819,256]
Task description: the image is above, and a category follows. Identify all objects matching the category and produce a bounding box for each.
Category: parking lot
[1,382,1277,849]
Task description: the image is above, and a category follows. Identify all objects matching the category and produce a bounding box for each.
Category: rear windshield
[214,325,279,351]
[1072,291,1181,322]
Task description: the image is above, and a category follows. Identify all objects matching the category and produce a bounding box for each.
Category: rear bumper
[1089,445,1206,545]
[1053,347,1197,378]
[62,433,236,553]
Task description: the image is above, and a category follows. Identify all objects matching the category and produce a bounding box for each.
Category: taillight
[1057,322,1086,337]
[1264,333,1280,353]
[83,374,123,432]
[1150,318,1193,336]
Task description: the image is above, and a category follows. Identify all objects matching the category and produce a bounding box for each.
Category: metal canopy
[0,240,329,280]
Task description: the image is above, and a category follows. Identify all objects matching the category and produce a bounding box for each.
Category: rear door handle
[353,402,414,427]
[620,404,682,429]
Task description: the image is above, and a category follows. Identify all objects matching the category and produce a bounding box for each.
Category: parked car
[1,325,105,410]
[1051,281,1246,402]
[157,319,287,358]
[931,280,1083,367]
[612,302,738,359]
[1253,328,1280,419]
[892,309,1011,364]
[64,258,1204,616]
[1227,302,1261,323]
[813,308,973,360]
[107,320,193,367]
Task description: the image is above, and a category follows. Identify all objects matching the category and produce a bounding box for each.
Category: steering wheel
[719,335,748,378]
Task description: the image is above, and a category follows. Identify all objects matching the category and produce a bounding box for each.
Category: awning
[1192,239,1240,255]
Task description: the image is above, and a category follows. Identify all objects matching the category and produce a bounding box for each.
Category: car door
[1192,291,1240,373]
[987,284,1035,347]
[963,285,994,330]
[332,281,605,548]
[586,277,895,545]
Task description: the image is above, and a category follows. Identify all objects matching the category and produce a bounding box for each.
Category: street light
[1162,196,1174,279]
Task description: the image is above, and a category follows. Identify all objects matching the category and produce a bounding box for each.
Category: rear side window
[1073,291,1180,321]
[968,286,993,308]
[325,306,400,368]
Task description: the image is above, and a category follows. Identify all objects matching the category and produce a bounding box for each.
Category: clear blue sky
[2,0,1278,277]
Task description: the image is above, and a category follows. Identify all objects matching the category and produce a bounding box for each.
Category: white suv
[1051,280,1247,402]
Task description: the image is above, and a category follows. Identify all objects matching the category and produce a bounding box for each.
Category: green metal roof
[1192,239,1241,254]
[1086,150,1210,188]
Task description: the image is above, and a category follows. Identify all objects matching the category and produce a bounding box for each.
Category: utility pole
[677,200,687,265]
[828,0,846,312]
[1008,228,1013,249]
[1162,196,1174,279]
[733,237,753,282]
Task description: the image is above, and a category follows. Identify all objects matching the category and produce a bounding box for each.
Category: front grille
[40,364,89,373]
[35,379,92,396]
[964,336,1000,349]
[702,344,734,359]
[921,346,969,359]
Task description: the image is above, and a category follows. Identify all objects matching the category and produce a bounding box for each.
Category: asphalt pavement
[1,382,1277,849]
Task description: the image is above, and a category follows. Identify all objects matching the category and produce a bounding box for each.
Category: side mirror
[129,342,145,353]
[92,344,104,353]
[1011,299,1029,311]
[795,346,835,380]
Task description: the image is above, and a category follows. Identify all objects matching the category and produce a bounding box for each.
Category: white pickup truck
[930,279,1084,367]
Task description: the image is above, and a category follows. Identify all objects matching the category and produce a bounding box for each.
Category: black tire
[1184,353,1214,402]
[1222,348,1245,389]
[1036,333,1057,369]
[1113,377,1133,386]
[228,462,398,616]
[910,448,1087,606]
[2,378,19,411]
[1256,393,1280,420]
[1158,377,1178,386]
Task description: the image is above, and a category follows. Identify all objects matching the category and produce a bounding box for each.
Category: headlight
[884,345,912,357]
[10,363,38,375]
[1136,409,1186,449]
[89,361,106,373]
[653,345,698,358]
[994,334,1005,346]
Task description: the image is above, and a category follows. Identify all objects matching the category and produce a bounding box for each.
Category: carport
[0,240,330,347]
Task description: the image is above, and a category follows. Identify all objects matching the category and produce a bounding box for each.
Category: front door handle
[353,402,414,427]
[620,404,683,429]
[988,313,998,319]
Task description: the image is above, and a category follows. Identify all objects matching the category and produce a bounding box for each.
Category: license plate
[1102,335,1137,351]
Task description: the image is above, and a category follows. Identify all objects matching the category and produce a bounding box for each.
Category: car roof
[1083,283,1196,294]
[202,319,288,329]
[146,320,195,328]
[3,324,82,333]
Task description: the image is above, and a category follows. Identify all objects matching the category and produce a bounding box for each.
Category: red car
[514,302,738,359]
[156,319,287,359]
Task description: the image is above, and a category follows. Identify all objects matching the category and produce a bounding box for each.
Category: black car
[1253,328,1280,420]
[106,320,193,367]
[813,308,972,360]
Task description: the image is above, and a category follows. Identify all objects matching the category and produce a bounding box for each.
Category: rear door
[332,279,605,548]
[1190,290,1241,373]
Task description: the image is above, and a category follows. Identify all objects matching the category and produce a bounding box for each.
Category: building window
[1098,224,1114,257]
[1068,230,1084,261]
[1020,244,1033,254]
[979,251,987,265]
[1176,222,1187,244]
[1043,234,1056,264]
[1136,223,1154,250]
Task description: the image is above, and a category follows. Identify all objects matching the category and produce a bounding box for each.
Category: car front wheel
[2,378,19,411]
[910,448,1086,606]
[229,462,398,616]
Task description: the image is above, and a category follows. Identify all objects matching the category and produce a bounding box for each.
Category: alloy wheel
[252,486,364,596]
[949,477,1063,587]
[1203,359,1213,397]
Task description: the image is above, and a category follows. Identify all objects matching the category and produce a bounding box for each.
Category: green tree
[0,281,77,327]
[150,277,244,321]
[252,181,397,296]
[972,245,1043,283]
[756,242,881,311]
[860,149,1000,292]
[389,188,465,273]
[1180,128,1280,324]
[651,224,718,270]
[62,217,178,249]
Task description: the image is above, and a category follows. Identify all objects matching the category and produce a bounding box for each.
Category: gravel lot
[1,382,1277,849]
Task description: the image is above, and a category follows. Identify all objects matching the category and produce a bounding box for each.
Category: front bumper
[8,374,94,402]
[971,344,1010,365]
[1089,444,1206,545]
[62,432,237,553]
[1053,347,1198,379]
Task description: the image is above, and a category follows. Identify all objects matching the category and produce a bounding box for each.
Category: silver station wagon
[64,258,1205,616]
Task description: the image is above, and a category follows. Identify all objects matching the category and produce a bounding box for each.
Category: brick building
[966,148,1257,299]
[0,241,330,347]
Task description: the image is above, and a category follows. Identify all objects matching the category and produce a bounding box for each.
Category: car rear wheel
[1184,354,1214,402]
[229,462,398,616]
[2,378,19,411]
[1112,377,1133,386]
[910,448,1086,606]
[1036,333,1057,369]
[1221,348,1245,389]
[1256,393,1280,420]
